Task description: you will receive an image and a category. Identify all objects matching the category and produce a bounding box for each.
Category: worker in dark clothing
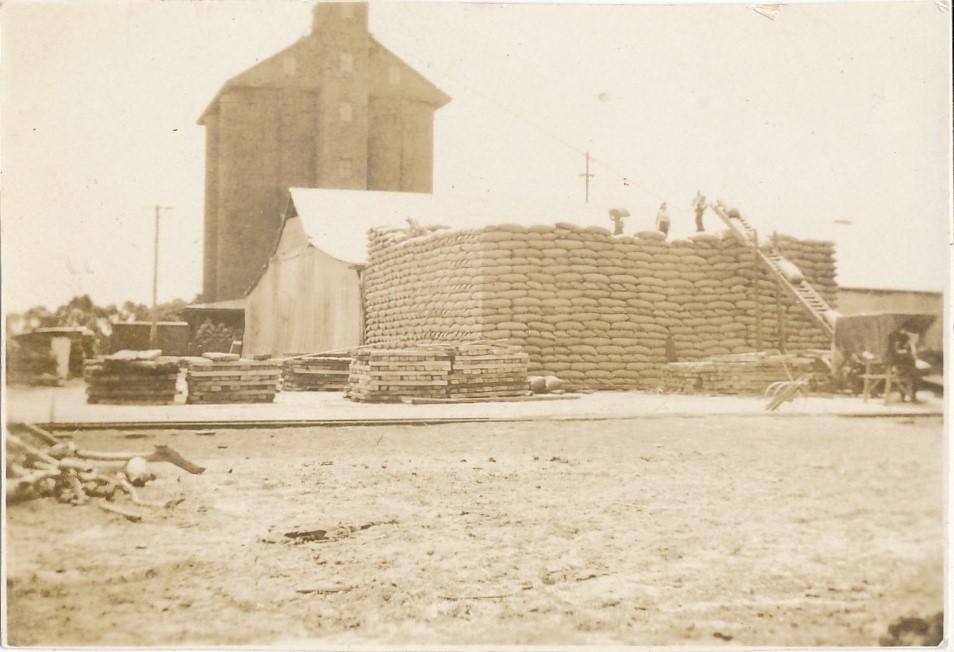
[656,202,670,237]
[692,192,707,232]
[886,325,919,402]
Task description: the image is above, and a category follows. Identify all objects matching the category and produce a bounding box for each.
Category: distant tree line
[5,294,197,351]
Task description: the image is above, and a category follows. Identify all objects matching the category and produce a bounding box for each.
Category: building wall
[215,89,284,300]
[202,113,219,300]
[200,2,447,301]
[363,224,837,389]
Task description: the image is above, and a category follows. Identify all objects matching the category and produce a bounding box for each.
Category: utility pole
[579,151,595,203]
[149,205,173,349]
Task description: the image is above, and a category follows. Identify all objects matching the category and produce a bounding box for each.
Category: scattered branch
[6,427,202,519]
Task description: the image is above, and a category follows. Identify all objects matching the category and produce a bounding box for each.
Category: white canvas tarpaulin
[243,188,619,356]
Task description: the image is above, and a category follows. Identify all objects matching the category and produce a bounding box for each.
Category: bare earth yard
[5,416,944,647]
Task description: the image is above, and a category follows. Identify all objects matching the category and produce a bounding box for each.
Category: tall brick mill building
[199,2,450,301]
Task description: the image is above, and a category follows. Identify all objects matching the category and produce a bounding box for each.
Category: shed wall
[244,247,363,356]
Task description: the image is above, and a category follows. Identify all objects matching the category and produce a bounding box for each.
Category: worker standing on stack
[656,202,671,238]
[692,192,707,232]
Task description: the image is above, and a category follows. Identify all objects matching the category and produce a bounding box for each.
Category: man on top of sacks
[655,202,671,237]
[609,208,630,235]
[692,191,707,232]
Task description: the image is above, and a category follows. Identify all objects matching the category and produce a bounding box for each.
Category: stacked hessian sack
[363,222,836,391]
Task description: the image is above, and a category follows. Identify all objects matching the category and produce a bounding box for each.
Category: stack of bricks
[448,342,529,399]
[186,357,281,404]
[282,353,352,391]
[84,351,180,404]
[662,351,829,395]
[363,222,837,391]
[347,345,454,402]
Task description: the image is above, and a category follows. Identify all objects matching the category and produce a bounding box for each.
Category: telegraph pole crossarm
[579,151,595,203]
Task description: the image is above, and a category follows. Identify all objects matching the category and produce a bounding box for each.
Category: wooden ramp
[711,200,836,339]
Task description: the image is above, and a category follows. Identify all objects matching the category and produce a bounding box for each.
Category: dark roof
[198,34,450,124]
[184,299,247,312]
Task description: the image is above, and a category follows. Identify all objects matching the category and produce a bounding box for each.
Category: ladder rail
[710,201,835,337]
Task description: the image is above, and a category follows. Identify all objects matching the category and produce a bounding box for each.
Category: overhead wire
[380,20,678,206]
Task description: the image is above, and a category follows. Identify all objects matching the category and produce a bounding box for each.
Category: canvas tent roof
[285,187,624,265]
[833,311,937,360]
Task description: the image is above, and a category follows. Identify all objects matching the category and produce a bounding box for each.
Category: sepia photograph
[1,0,950,647]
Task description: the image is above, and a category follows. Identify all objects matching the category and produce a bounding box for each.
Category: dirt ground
[4,416,944,647]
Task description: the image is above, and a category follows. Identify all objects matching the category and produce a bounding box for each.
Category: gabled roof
[198,34,450,124]
[198,38,307,124]
[369,37,450,108]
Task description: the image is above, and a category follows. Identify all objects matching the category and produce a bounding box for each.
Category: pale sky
[2,0,951,314]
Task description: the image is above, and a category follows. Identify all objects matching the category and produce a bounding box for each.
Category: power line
[383,23,672,203]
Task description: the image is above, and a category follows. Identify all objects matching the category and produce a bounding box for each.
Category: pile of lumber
[346,341,531,402]
[661,351,829,395]
[6,423,204,521]
[84,350,180,404]
[448,342,529,398]
[282,353,352,391]
[347,346,454,403]
[186,353,280,404]
[363,222,837,390]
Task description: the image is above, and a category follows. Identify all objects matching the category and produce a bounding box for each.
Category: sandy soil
[4,416,944,647]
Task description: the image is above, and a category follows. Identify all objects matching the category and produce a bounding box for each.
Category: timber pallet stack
[448,342,529,398]
[347,346,454,403]
[661,351,828,395]
[186,355,280,404]
[84,350,179,404]
[283,353,352,391]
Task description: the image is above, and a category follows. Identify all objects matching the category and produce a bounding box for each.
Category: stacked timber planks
[186,356,280,404]
[661,351,829,396]
[84,350,180,404]
[282,353,352,392]
[346,346,454,403]
[448,342,529,399]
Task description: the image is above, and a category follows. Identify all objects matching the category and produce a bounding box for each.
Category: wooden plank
[188,370,281,378]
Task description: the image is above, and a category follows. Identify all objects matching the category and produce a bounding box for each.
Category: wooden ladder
[711,201,835,339]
